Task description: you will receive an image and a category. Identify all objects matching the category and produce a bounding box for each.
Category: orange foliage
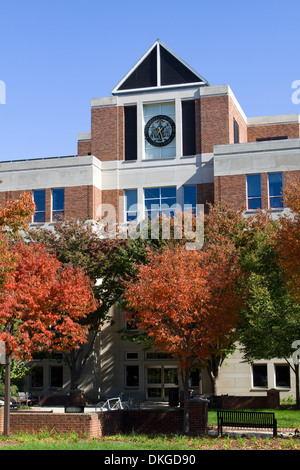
[123,243,243,370]
[0,242,97,359]
[275,175,300,303]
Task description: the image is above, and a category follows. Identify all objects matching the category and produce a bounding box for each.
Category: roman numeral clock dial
[144,115,176,147]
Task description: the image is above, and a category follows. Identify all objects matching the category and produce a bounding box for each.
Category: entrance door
[146,366,178,401]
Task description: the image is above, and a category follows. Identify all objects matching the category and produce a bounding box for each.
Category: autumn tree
[0,194,97,435]
[25,216,177,389]
[123,242,243,433]
[274,175,300,303]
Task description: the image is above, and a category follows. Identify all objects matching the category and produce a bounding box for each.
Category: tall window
[124,106,137,160]
[275,364,290,388]
[126,365,139,388]
[144,102,176,159]
[33,189,45,222]
[144,187,176,219]
[252,364,268,388]
[268,173,283,208]
[52,188,64,221]
[125,189,138,221]
[247,174,261,209]
[183,185,197,214]
[233,118,240,143]
[182,100,196,156]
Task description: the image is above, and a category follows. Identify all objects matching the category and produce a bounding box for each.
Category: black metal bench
[217,410,277,437]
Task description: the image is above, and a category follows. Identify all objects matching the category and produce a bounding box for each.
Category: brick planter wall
[3,400,208,437]
[220,390,280,410]
[8,411,101,438]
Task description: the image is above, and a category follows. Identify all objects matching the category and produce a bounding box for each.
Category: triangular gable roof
[111,39,209,95]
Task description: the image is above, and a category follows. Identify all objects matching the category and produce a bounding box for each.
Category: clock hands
[157,126,164,142]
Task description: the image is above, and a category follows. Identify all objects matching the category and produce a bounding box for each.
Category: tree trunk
[181,367,190,434]
[4,354,11,436]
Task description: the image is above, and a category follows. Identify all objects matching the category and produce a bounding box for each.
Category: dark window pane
[33,190,45,212]
[145,188,160,199]
[269,173,283,208]
[248,198,261,210]
[268,173,283,197]
[52,188,64,211]
[125,189,138,221]
[275,365,290,387]
[124,106,137,160]
[183,185,197,208]
[253,364,268,387]
[234,118,240,143]
[182,100,196,156]
[126,365,139,387]
[270,196,283,208]
[161,187,176,198]
[247,174,261,198]
[33,190,46,222]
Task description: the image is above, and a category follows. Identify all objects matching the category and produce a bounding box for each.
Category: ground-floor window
[146,365,178,400]
[126,365,139,388]
[275,364,290,388]
[252,364,268,388]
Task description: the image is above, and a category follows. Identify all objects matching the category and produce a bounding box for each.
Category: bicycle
[95,392,130,412]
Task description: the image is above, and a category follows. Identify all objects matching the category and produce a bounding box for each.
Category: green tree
[238,228,300,407]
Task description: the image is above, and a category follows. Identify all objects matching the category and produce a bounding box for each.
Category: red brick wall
[229,96,247,144]
[5,401,208,437]
[197,183,214,211]
[215,170,300,211]
[78,140,91,156]
[65,186,93,220]
[195,95,230,154]
[214,174,246,210]
[91,106,124,161]
[8,411,101,438]
[247,123,300,142]
[221,390,280,410]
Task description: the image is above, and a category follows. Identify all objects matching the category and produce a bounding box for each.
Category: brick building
[1,40,299,403]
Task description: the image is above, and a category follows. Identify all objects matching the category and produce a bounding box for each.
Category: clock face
[144,115,175,147]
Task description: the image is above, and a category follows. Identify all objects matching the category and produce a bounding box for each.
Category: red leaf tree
[0,193,97,435]
[123,242,243,433]
[0,242,97,360]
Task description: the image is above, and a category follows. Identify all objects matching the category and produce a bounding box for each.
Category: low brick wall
[100,401,207,436]
[220,390,280,410]
[7,410,101,438]
[0,400,208,437]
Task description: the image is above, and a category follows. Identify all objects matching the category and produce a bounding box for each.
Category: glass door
[146,366,178,401]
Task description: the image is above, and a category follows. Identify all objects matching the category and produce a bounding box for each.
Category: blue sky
[0,0,299,161]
